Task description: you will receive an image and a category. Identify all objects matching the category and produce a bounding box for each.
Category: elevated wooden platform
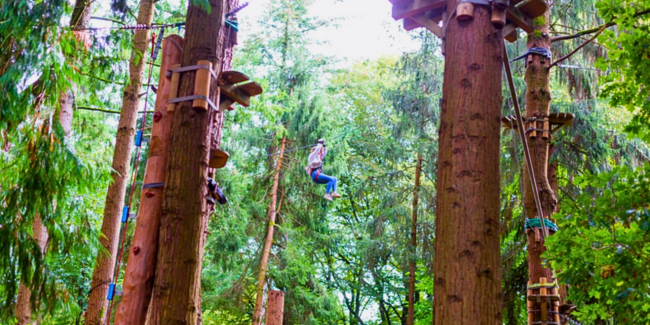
[218,70,263,112]
[502,113,574,135]
[388,0,548,42]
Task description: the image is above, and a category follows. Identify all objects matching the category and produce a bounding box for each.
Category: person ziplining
[307,139,341,201]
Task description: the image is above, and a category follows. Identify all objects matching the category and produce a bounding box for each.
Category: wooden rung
[542,119,550,139]
[391,0,445,20]
[456,2,474,21]
[517,0,548,19]
[193,60,212,111]
[209,149,230,169]
[491,8,507,29]
[220,70,250,85]
[167,64,181,113]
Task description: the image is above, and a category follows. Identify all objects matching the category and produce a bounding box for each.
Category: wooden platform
[502,113,574,134]
[209,148,230,169]
[218,70,264,111]
[388,0,548,42]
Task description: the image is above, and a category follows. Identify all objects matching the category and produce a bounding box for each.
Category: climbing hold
[135,130,143,146]
[153,111,162,122]
[209,148,230,169]
[145,191,155,198]
[133,246,140,255]
[107,283,116,301]
[121,206,130,223]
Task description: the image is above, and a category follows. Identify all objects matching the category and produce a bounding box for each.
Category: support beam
[392,0,446,20]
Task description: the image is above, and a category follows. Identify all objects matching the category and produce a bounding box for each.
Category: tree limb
[549,23,608,69]
[551,8,650,43]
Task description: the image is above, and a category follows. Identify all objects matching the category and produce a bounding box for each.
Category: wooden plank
[502,23,518,42]
[220,70,249,84]
[392,0,445,20]
[220,83,251,107]
[506,6,534,33]
[518,0,548,19]
[209,149,229,169]
[388,0,411,4]
[403,17,422,31]
[548,113,574,126]
[410,13,443,38]
[238,81,263,97]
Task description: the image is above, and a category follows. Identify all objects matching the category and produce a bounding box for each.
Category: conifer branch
[549,23,608,69]
[551,8,650,43]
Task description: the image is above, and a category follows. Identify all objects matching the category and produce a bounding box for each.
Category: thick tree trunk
[521,10,559,325]
[149,0,225,323]
[85,1,156,323]
[266,290,285,325]
[433,2,503,325]
[407,153,422,325]
[252,136,286,325]
[113,35,184,325]
[194,2,239,321]
[14,2,89,322]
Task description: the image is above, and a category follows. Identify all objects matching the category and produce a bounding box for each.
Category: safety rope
[104,27,164,325]
[73,22,184,31]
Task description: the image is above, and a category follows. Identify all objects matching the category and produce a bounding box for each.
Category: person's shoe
[324,194,333,201]
[331,191,342,199]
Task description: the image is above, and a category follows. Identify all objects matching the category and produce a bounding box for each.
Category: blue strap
[121,206,130,223]
[107,283,116,301]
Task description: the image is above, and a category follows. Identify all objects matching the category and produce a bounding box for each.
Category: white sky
[237,0,420,65]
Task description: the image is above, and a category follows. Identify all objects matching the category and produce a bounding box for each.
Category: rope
[104,27,163,325]
[72,22,184,31]
[503,44,550,239]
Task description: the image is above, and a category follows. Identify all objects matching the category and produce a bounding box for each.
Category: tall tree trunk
[252,136,287,325]
[521,9,559,325]
[406,153,422,325]
[14,2,90,323]
[85,1,156,323]
[194,2,239,322]
[266,290,285,325]
[149,0,225,323]
[433,2,503,325]
[113,35,184,325]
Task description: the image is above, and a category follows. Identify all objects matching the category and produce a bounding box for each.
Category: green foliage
[595,0,650,141]
[546,164,650,324]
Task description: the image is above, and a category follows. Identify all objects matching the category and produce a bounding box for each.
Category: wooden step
[220,70,250,85]
[209,149,230,169]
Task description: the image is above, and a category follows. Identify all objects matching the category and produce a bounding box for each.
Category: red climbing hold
[153,111,162,122]
[145,191,155,198]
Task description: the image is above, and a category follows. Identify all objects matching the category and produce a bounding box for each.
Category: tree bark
[148,0,225,323]
[252,136,286,325]
[194,2,239,321]
[266,290,285,325]
[433,2,503,325]
[85,1,156,323]
[113,35,184,325]
[407,153,422,325]
[521,9,559,325]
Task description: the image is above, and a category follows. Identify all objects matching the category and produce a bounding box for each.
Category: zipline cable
[266,128,355,157]
[502,44,550,239]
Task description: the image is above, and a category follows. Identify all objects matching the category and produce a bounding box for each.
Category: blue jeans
[312,170,337,194]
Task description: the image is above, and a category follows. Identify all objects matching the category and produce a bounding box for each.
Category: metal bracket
[168,95,218,112]
[142,182,165,189]
[167,64,219,81]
